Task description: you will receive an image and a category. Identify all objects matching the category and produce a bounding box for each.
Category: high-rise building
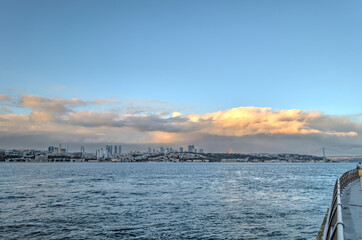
[148,147,151,153]
[114,145,117,154]
[81,146,85,153]
[48,146,55,152]
[188,145,195,152]
[179,147,183,153]
[105,145,113,157]
[118,145,122,154]
[199,149,204,153]
[105,145,109,156]
[160,147,164,153]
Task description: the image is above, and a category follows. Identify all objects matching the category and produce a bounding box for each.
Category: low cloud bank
[0,94,360,153]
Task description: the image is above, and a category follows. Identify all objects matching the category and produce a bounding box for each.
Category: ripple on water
[0,162,355,239]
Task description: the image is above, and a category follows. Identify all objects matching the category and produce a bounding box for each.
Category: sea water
[0,162,355,239]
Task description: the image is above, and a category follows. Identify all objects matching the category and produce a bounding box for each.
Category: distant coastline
[2,148,358,163]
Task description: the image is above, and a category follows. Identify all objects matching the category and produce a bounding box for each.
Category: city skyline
[1,1,362,154]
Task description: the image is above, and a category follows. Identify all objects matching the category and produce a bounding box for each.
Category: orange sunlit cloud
[185,107,355,137]
[0,94,359,148]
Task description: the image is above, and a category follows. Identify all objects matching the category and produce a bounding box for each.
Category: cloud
[0,94,361,153]
[172,112,182,117]
[0,94,12,101]
[92,99,119,105]
[19,94,87,114]
[1,107,12,113]
[187,107,325,137]
[19,94,119,115]
[31,111,53,121]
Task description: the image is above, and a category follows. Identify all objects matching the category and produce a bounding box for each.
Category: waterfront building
[119,145,122,154]
[188,145,195,153]
[114,145,117,154]
[179,147,183,153]
[0,151,5,161]
[100,148,104,158]
[105,145,113,157]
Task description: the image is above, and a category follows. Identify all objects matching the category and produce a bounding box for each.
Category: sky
[1,0,362,155]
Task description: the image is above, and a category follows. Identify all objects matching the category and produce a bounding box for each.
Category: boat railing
[323,168,359,240]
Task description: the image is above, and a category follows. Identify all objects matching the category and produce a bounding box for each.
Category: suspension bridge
[306,147,362,162]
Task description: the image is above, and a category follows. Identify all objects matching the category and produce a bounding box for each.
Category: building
[0,151,5,161]
[114,145,117,154]
[188,145,195,153]
[35,154,48,162]
[199,149,204,153]
[49,145,66,154]
[179,147,183,153]
[119,145,122,154]
[105,145,113,157]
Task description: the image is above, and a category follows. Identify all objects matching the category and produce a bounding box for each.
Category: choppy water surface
[0,162,355,239]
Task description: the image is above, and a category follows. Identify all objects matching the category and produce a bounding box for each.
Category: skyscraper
[105,145,113,157]
[179,147,183,153]
[188,145,195,153]
[114,145,117,154]
[119,145,122,154]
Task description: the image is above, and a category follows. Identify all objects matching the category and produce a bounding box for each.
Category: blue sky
[1,0,362,115]
[1,0,362,153]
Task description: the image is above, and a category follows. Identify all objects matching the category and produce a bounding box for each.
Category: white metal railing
[323,169,359,240]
